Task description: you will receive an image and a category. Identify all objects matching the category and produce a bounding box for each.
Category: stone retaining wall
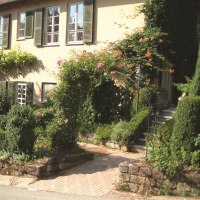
[119,160,200,197]
[0,152,94,178]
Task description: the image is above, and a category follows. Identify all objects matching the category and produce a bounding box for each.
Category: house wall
[0,0,145,104]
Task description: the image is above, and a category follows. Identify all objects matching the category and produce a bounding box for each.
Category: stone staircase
[135,105,176,148]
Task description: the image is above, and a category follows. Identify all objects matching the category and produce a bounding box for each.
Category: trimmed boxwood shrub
[95,124,114,144]
[171,96,200,167]
[127,108,150,142]
[6,105,36,154]
[110,108,150,147]
[131,88,157,116]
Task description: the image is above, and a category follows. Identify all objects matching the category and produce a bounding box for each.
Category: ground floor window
[16,82,27,105]
[42,82,56,102]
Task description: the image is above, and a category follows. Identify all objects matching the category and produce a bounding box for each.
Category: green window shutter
[26,82,34,104]
[2,14,10,49]
[8,81,15,105]
[34,8,43,46]
[83,0,94,43]
[25,11,34,38]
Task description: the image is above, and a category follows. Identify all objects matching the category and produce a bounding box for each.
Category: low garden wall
[118,160,200,197]
[0,152,94,178]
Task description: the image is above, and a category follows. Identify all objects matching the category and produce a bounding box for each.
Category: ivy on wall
[0,49,37,73]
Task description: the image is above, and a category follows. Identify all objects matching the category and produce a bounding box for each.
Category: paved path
[0,144,197,199]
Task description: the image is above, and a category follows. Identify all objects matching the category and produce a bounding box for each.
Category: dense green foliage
[0,129,8,151]
[53,50,132,137]
[171,96,200,167]
[142,0,200,101]
[95,124,114,144]
[0,115,6,130]
[0,84,13,114]
[6,105,36,154]
[110,108,149,147]
[147,119,177,175]
[0,49,37,72]
[190,44,200,95]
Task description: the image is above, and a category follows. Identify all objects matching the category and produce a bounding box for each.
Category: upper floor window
[68,2,84,43]
[0,14,10,49]
[67,0,94,44]
[44,6,60,45]
[0,16,3,47]
[18,11,34,39]
[18,12,26,39]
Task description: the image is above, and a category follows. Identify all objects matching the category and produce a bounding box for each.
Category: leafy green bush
[110,121,130,146]
[131,88,157,116]
[0,129,8,150]
[147,119,178,175]
[0,115,6,130]
[0,83,13,114]
[110,108,149,147]
[53,50,132,137]
[95,124,114,144]
[171,96,200,167]
[128,108,150,142]
[6,105,36,154]
[189,44,200,96]
[45,114,75,151]
[34,107,55,129]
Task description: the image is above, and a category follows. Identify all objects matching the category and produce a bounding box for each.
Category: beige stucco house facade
[0,0,145,104]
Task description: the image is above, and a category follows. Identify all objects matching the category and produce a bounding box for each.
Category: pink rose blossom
[97,63,104,69]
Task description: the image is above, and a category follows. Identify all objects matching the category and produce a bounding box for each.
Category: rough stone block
[119,162,129,173]
[130,175,146,184]
[129,164,140,175]
[128,183,139,193]
[119,173,130,182]
[177,182,191,194]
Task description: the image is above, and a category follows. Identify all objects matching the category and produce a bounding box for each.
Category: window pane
[48,8,54,16]
[47,34,51,43]
[54,25,59,32]
[47,26,52,33]
[78,22,83,30]
[53,34,59,43]
[69,32,75,42]
[69,23,75,31]
[19,30,25,37]
[48,17,52,25]
[77,32,83,41]
[54,7,60,16]
[42,83,56,102]
[54,16,59,25]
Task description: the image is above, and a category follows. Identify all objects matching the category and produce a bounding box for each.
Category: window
[18,12,26,39]
[68,2,84,43]
[15,82,34,105]
[44,6,60,45]
[0,16,3,47]
[42,82,56,102]
[16,82,27,105]
[0,14,10,49]
[18,11,34,39]
[67,0,94,44]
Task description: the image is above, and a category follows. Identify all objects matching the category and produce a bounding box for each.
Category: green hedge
[110,108,150,147]
[131,88,157,116]
[6,105,36,154]
[171,96,200,167]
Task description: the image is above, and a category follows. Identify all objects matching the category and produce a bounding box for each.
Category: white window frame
[0,16,3,48]
[16,82,27,105]
[67,1,84,44]
[18,12,26,39]
[45,6,60,45]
